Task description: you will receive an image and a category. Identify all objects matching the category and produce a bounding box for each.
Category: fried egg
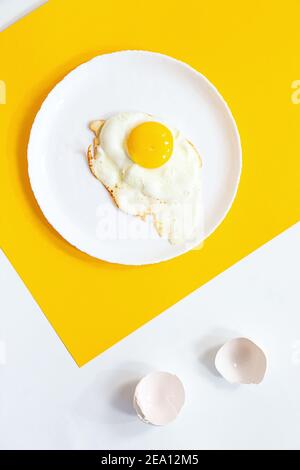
[87,112,202,244]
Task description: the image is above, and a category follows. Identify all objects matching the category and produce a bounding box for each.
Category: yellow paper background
[0,0,299,366]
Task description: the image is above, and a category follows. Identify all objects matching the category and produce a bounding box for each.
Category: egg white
[88,112,203,245]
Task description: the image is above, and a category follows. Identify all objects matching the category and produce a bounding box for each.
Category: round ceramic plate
[28,51,242,265]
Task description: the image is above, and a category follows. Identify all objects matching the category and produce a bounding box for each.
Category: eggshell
[215,337,267,384]
[133,371,185,425]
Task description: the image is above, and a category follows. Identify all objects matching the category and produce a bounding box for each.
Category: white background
[0,223,299,450]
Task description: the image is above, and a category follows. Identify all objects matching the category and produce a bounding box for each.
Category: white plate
[28,51,242,265]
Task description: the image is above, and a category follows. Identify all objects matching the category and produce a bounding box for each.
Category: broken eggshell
[133,371,185,425]
[215,337,267,384]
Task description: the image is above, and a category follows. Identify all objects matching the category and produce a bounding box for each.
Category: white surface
[0,0,47,32]
[0,223,299,450]
[28,51,242,265]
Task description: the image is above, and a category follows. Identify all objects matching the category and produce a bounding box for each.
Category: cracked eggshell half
[215,337,267,384]
[133,371,185,425]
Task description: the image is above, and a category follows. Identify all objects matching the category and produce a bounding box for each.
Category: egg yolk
[127,122,173,168]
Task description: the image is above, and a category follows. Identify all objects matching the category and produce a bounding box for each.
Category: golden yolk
[127,122,173,168]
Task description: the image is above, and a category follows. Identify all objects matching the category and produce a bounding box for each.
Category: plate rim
[27,49,242,265]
